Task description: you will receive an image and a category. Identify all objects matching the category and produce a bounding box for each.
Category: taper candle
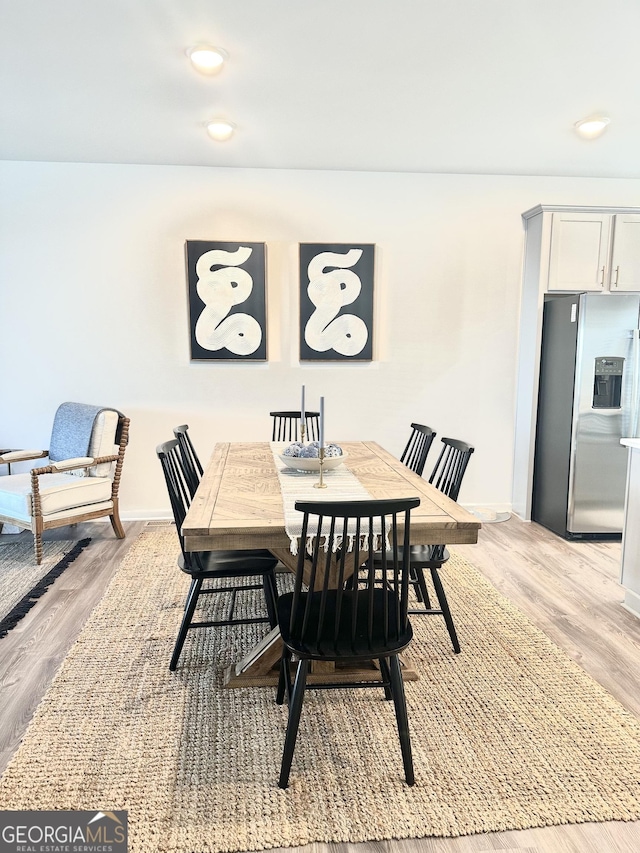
[319,396,325,449]
[301,385,306,425]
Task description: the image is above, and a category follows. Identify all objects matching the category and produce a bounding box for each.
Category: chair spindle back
[270,411,321,443]
[290,498,420,656]
[173,424,203,497]
[157,439,199,568]
[400,423,436,477]
[428,437,475,502]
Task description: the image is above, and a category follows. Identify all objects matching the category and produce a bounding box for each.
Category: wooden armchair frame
[0,416,129,564]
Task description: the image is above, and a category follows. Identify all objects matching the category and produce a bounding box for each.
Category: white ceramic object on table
[279,451,347,473]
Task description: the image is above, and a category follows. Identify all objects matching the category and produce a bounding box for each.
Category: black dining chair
[275,496,420,789]
[402,437,475,653]
[270,411,320,443]
[173,424,203,497]
[400,423,437,476]
[157,439,279,671]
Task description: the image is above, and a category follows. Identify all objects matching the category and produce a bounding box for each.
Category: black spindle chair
[276,496,420,789]
[400,437,474,653]
[173,424,203,497]
[157,439,279,671]
[270,411,320,442]
[400,423,437,476]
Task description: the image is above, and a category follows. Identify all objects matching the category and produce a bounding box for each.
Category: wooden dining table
[182,440,481,688]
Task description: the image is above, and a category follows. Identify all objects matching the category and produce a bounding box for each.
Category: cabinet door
[547,212,611,291]
[611,215,640,291]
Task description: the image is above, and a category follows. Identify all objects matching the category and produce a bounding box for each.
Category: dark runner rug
[0,537,91,638]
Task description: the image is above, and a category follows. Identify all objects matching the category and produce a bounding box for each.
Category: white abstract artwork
[186,241,267,361]
[299,244,374,361]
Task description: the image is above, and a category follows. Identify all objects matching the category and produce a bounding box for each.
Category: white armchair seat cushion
[0,473,113,523]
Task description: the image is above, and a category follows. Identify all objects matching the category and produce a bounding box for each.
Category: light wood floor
[1,517,640,853]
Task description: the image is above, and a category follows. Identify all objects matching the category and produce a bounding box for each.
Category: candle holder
[314,446,328,489]
[300,422,306,445]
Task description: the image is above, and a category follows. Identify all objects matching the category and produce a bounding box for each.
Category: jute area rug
[1,527,640,853]
[0,535,91,637]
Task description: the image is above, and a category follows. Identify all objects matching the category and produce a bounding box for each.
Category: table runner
[270,443,384,554]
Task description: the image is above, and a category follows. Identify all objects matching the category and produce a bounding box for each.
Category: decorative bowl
[279,451,347,473]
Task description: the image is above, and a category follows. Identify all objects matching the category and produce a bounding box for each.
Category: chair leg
[412,566,432,608]
[284,649,293,703]
[34,530,43,565]
[278,658,309,789]
[410,566,423,602]
[263,570,278,629]
[276,648,292,705]
[169,577,202,671]
[276,654,286,706]
[430,566,460,654]
[110,503,126,539]
[388,654,415,786]
[378,657,393,700]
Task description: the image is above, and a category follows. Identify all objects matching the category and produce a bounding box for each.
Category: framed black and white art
[185,240,267,361]
[299,243,375,361]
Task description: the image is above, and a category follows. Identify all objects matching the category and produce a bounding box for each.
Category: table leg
[224,626,284,687]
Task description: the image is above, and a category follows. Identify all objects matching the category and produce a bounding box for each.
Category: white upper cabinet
[547,210,640,293]
[548,212,611,291]
[610,215,640,291]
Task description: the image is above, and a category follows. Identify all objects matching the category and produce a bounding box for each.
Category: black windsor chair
[397,437,474,653]
[275,496,420,789]
[270,411,321,443]
[173,424,203,498]
[156,439,279,671]
[400,423,437,477]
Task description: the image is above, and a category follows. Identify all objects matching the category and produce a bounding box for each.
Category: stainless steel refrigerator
[532,292,640,539]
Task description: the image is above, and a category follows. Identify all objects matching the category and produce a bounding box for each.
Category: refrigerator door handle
[632,328,640,438]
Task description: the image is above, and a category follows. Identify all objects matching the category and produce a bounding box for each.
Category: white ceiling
[2,0,640,178]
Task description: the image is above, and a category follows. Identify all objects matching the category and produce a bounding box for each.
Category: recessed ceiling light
[574,115,610,139]
[205,119,236,142]
[186,44,228,74]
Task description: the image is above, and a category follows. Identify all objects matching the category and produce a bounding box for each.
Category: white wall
[2,161,640,519]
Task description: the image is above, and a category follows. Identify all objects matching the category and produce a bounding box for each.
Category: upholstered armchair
[0,403,130,564]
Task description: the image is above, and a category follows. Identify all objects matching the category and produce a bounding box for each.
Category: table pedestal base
[223,627,419,688]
